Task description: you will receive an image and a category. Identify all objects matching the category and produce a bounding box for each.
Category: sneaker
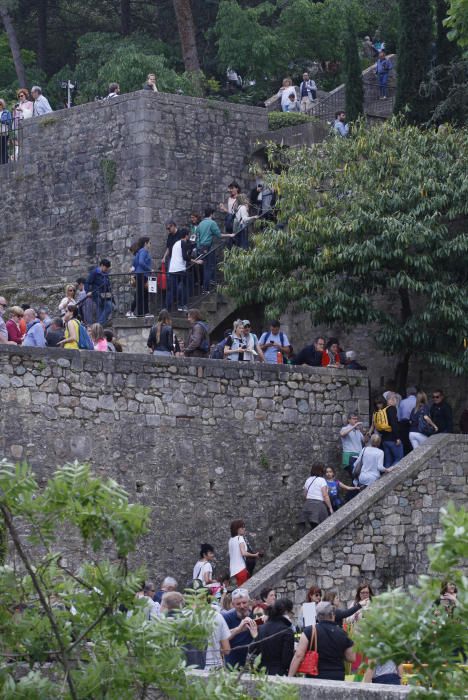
[182,305,188,312]
[177,307,183,312]
[145,313,153,318]
[126,311,135,318]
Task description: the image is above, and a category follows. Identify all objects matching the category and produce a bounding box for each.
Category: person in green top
[196,207,232,293]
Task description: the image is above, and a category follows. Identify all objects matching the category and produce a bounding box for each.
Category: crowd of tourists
[134,533,458,683]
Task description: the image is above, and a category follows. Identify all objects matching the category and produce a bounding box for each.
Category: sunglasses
[432,395,441,399]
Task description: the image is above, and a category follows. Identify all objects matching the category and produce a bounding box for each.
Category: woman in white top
[228,519,260,587]
[192,543,217,588]
[355,434,393,487]
[276,77,297,112]
[224,319,246,361]
[301,464,333,529]
[58,284,77,316]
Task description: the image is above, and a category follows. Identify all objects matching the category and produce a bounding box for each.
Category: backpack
[210,336,229,359]
[374,406,391,432]
[196,321,210,353]
[417,411,436,437]
[78,322,94,350]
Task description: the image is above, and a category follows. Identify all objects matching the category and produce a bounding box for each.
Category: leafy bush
[268,111,315,130]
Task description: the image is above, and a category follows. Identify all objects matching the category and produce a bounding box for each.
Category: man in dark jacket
[184,308,209,357]
[430,390,453,433]
[380,392,404,467]
[294,337,325,367]
[85,259,113,326]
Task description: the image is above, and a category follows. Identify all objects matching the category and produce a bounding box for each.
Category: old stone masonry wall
[0,346,368,582]
[0,91,267,290]
[247,434,468,609]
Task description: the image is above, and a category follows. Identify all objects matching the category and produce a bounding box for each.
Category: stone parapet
[0,345,368,581]
[246,434,468,608]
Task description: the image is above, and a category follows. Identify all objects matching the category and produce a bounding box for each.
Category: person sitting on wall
[106,82,120,99]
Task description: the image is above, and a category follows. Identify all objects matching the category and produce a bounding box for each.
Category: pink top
[94,338,108,352]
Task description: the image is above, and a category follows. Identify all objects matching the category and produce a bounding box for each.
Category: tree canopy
[0,460,298,700]
[356,502,467,699]
[224,120,468,388]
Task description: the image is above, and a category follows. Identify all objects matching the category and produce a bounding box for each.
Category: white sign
[147,276,157,294]
[302,602,316,628]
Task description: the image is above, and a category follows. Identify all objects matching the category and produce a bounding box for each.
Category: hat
[242,319,251,326]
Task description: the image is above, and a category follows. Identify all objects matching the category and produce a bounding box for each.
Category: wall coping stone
[0,345,369,381]
[245,433,468,597]
[184,671,410,699]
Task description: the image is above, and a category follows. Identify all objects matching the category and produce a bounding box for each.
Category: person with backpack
[377,393,404,467]
[258,320,291,364]
[409,391,439,448]
[184,308,209,357]
[224,319,246,361]
[353,434,394,488]
[58,305,94,351]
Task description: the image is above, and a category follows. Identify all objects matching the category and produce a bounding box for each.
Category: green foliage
[395,0,434,123]
[0,460,297,699]
[444,0,468,52]
[0,32,39,102]
[101,158,117,192]
[224,120,468,380]
[268,111,315,130]
[215,1,282,81]
[355,503,468,698]
[343,13,364,122]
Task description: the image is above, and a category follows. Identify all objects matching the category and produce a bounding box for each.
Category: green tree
[0,460,298,700]
[224,120,468,390]
[343,12,363,122]
[0,1,26,86]
[355,502,467,698]
[395,0,434,123]
[444,0,468,52]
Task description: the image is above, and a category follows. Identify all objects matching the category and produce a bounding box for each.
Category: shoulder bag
[297,626,319,676]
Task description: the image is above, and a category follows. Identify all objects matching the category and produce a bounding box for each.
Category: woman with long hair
[128,236,152,317]
[59,305,80,350]
[228,519,260,586]
[58,284,77,316]
[89,323,108,351]
[409,391,438,448]
[147,309,179,356]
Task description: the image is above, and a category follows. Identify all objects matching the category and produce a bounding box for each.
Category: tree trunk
[37,0,48,74]
[0,3,27,87]
[394,288,413,393]
[172,0,200,73]
[121,0,131,36]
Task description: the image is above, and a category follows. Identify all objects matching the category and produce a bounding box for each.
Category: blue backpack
[210,336,229,359]
[78,322,94,350]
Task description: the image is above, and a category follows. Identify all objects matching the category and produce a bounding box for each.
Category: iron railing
[109,221,255,318]
[0,114,23,165]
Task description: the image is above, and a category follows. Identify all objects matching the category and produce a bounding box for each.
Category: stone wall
[0,345,368,582]
[0,91,267,289]
[246,434,468,608]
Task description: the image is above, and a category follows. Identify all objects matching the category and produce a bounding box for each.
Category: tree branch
[0,503,78,700]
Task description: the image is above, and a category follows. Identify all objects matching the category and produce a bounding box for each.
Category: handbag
[157,262,167,291]
[297,625,319,676]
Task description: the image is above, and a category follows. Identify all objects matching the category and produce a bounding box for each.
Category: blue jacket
[0,109,12,132]
[23,319,46,347]
[133,248,152,275]
[85,267,112,301]
[376,58,392,74]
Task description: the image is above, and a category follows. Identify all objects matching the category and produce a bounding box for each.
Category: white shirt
[168,239,186,273]
[140,595,161,620]
[192,560,213,586]
[33,95,53,116]
[228,535,246,576]
[358,446,386,486]
[279,85,297,111]
[340,425,364,453]
[304,476,327,501]
[399,395,416,420]
[0,313,7,341]
[205,611,231,668]
[227,196,237,213]
[235,204,250,226]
